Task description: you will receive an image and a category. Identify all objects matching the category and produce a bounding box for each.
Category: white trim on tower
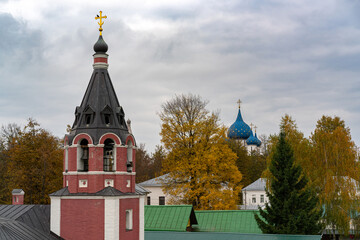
[139,196,145,240]
[50,197,61,236]
[104,198,119,240]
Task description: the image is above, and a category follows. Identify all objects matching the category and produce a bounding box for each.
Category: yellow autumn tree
[159,94,242,210]
[310,116,359,236]
[6,119,63,204]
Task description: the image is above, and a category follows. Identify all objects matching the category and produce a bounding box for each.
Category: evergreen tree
[255,132,322,234]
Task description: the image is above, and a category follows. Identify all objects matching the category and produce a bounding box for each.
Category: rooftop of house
[194,210,263,233]
[145,231,321,240]
[139,174,169,187]
[145,205,197,232]
[135,184,151,194]
[243,178,266,191]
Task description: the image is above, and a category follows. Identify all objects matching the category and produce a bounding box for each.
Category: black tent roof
[67,36,133,145]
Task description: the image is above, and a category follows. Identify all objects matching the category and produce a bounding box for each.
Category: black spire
[67,36,131,145]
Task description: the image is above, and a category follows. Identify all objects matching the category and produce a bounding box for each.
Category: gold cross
[237,99,242,109]
[254,125,257,133]
[95,11,107,35]
[250,123,253,129]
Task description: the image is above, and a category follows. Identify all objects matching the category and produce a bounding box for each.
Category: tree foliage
[135,144,152,183]
[255,132,322,234]
[5,119,63,204]
[135,144,165,183]
[264,114,359,235]
[0,123,21,204]
[159,94,242,210]
[227,139,266,189]
[310,116,359,235]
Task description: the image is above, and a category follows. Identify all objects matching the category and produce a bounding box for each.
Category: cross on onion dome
[95,11,107,35]
[237,99,242,109]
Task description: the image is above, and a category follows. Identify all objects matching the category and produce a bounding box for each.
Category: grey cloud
[1,1,360,152]
[0,13,43,67]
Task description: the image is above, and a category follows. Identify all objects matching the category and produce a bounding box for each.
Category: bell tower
[50,12,145,240]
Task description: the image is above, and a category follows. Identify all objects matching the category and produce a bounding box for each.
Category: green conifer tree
[255,132,322,234]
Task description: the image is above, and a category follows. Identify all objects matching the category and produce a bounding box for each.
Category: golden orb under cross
[95,11,107,35]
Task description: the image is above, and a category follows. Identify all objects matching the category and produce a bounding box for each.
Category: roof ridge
[146,205,192,207]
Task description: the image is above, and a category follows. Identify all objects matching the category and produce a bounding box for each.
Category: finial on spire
[237,99,242,109]
[250,123,253,130]
[95,11,107,36]
[254,125,257,133]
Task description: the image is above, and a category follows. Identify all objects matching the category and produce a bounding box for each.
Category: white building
[138,174,170,205]
[241,178,268,210]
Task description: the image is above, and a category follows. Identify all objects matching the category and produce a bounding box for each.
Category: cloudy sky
[0,0,359,152]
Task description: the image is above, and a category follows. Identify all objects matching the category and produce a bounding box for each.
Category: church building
[228,100,262,153]
[50,12,145,240]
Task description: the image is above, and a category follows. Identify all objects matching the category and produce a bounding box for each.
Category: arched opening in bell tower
[79,139,89,172]
[127,140,133,173]
[103,138,115,172]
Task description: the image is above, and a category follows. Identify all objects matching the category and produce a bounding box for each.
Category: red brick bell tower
[50,11,145,240]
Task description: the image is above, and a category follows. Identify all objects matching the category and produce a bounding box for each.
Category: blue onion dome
[93,35,108,53]
[228,108,251,139]
[246,130,258,145]
[254,132,262,147]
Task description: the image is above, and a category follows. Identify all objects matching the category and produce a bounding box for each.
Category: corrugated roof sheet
[145,205,196,231]
[0,217,58,240]
[0,205,33,220]
[194,210,262,233]
[0,205,52,237]
[139,174,169,187]
[243,178,266,191]
[145,231,321,240]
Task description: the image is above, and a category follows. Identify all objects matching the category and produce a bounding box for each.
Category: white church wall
[143,186,170,205]
[242,190,268,207]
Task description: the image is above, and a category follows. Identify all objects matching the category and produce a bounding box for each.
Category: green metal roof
[194,210,262,233]
[145,205,196,232]
[145,231,322,240]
